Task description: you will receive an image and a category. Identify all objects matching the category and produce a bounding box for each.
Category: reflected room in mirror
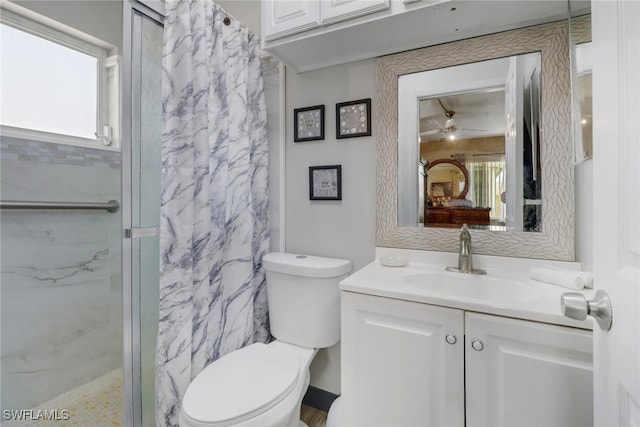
[401,53,542,232]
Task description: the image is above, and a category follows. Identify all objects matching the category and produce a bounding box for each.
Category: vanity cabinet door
[341,291,464,427]
[262,0,320,41]
[465,312,593,427]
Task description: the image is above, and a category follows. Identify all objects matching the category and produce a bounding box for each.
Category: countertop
[339,249,594,330]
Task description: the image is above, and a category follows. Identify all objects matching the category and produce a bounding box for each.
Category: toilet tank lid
[263,252,351,278]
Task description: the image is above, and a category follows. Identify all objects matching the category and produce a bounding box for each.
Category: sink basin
[402,271,539,302]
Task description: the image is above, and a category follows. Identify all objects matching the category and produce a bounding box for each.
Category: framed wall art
[309,165,342,201]
[336,98,371,139]
[294,105,325,142]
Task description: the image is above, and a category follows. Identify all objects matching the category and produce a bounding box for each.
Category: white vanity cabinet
[341,291,593,427]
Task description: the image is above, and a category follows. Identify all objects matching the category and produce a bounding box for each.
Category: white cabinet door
[320,0,390,25]
[262,0,320,41]
[465,312,593,427]
[341,291,464,427]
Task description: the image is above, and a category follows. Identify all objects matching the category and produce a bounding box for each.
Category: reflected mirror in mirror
[569,6,592,161]
[425,159,469,202]
[399,52,542,232]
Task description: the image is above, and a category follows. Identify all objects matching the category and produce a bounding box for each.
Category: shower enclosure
[0,143,124,426]
[121,2,164,425]
[0,1,162,425]
[2,2,279,424]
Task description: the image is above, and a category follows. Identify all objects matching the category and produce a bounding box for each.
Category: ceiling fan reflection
[420,98,488,142]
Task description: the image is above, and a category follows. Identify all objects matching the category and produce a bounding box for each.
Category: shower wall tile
[0,154,122,411]
[0,137,121,168]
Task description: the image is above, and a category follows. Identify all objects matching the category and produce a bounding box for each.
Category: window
[466,156,506,224]
[0,8,118,150]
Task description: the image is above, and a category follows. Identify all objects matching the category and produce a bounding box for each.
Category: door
[591,1,640,425]
[122,2,164,426]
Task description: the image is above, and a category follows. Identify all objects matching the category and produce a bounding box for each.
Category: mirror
[426,159,469,203]
[401,53,542,231]
[377,21,575,260]
[569,4,592,161]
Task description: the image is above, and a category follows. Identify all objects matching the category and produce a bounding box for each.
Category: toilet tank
[262,252,351,349]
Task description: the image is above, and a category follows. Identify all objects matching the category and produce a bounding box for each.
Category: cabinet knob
[471,338,484,351]
[445,333,457,345]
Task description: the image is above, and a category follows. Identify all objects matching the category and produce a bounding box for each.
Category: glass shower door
[122,4,163,426]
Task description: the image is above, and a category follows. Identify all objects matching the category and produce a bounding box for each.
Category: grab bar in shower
[0,199,120,213]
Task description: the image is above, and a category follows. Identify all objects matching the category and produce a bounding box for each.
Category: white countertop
[339,249,594,330]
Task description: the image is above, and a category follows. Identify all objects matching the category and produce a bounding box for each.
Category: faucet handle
[445,223,487,275]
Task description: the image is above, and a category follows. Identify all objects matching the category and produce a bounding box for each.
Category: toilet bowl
[179,253,351,427]
[179,341,316,427]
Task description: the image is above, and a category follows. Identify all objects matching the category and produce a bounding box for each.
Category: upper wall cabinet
[320,0,390,25]
[262,0,321,41]
[263,0,389,42]
[261,0,571,72]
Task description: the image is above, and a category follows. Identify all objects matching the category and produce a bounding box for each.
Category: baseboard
[302,385,339,412]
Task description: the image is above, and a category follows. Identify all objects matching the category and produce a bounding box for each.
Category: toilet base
[326,396,341,427]
[281,369,311,427]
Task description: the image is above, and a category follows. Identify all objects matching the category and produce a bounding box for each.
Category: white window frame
[0,5,120,151]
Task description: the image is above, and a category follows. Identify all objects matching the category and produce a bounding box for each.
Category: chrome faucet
[446,224,486,275]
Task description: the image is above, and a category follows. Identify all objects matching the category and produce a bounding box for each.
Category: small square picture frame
[309,165,342,201]
[336,98,372,139]
[294,105,325,142]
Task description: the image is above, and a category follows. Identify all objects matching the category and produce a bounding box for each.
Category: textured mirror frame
[377,21,575,261]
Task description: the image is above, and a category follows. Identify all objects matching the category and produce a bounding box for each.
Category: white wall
[575,159,593,270]
[285,60,378,393]
[13,0,123,50]
[263,59,284,252]
[216,0,261,35]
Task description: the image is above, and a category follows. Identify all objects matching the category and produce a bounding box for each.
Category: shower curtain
[157,1,270,425]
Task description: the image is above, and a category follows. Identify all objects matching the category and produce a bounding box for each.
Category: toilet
[179,252,351,427]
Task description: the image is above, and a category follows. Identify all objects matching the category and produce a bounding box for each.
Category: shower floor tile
[22,375,123,427]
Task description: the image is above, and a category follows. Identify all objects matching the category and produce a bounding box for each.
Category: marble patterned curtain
[157,1,270,425]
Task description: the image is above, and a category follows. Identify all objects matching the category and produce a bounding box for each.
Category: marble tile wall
[0,137,122,412]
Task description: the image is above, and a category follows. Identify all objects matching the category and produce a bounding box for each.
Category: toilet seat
[181,342,300,426]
